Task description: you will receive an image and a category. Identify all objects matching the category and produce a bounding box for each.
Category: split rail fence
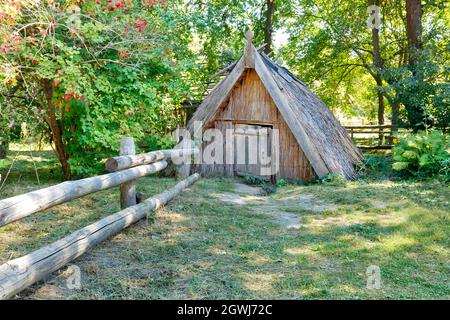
[0,137,198,299]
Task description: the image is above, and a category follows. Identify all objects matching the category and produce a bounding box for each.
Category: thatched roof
[188,36,363,179]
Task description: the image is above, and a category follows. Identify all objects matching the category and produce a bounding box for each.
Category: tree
[280,0,449,130]
[368,0,385,127]
[384,0,449,131]
[0,0,193,179]
[186,0,287,92]
[404,0,425,129]
[406,0,422,64]
[264,0,276,55]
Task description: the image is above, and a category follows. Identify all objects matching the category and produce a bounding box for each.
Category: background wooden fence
[344,125,398,150]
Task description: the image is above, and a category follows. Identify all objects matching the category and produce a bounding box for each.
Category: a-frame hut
[187,31,363,181]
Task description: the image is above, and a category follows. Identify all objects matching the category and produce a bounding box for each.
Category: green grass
[0,146,449,299]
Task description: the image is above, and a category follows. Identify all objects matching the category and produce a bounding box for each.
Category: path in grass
[215,182,337,229]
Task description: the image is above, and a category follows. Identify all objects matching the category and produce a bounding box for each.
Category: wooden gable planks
[188,56,246,135]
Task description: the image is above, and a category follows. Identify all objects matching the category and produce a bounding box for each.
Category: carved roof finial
[245,29,254,44]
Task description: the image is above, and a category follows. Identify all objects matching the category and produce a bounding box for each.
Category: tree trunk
[405,0,426,130]
[264,0,275,55]
[406,0,422,65]
[42,79,71,180]
[391,102,400,126]
[372,29,385,128]
[368,0,385,135]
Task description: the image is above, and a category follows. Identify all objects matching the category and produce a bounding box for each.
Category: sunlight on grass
[242,252,271,265]
[379,235,417,252]
[241,273,278,292]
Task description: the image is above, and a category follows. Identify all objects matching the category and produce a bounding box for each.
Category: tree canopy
[1,0,449,178]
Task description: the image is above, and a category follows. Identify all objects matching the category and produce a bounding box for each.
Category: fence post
[119,137,136,209]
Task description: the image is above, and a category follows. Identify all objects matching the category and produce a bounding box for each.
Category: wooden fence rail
[0,161,168,227]
[0,137,201,299]
[0,138,198,228]
[0,173,200,300]
[344,125,398,150]
[106,148,198,172]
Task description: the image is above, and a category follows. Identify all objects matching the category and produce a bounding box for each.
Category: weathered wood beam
[244,30,255,68]
[105,149,198,172]
[0,173,200,300]
[0,161,168,228]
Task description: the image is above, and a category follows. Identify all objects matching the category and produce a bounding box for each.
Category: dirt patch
[215,187,336,229]
[292,194,337,212]
[215,192,266,205]
[233,183,263,195]
[272,211,301,229]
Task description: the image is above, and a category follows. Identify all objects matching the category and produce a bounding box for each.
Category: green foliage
[141,133,176,151]
[243,174,267,186]
[276,178,288,187]
[281,0,450,127]
[392,130,450,177]
[243,174,276,195]
[0,0,194,177]
[383,48,450,130]
[357,153,396,180]
[318,173,347,187]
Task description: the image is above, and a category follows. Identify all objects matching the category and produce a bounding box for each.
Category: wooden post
[119,137,136,209]
[244,30,255,68]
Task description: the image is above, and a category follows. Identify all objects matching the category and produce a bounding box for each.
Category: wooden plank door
[234,124,274,177]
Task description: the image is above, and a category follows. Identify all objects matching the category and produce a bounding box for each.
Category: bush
[140,133,176,151]
[318,173,347,187]
[276,178,288,187]
[243,174,276,195]
[392,130,449,177]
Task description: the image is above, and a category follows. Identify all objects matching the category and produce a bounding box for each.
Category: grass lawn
[0,144,448,299]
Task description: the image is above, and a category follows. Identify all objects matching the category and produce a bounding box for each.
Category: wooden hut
[186,31,363,181]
